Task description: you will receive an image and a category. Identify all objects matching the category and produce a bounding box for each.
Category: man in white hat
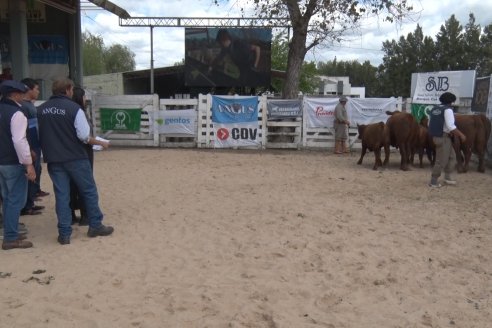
[333,96,350,154]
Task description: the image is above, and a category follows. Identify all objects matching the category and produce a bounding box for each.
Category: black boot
[78,209,89,226]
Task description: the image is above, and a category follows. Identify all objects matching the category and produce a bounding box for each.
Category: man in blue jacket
[37,78,112,245]
[0,80,36,250]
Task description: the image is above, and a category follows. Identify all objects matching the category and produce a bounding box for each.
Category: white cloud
[81,0,492,69]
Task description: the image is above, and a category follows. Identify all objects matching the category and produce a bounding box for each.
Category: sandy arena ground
[1,148,491,328]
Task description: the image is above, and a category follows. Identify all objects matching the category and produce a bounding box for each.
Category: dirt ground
[1,148,491,328]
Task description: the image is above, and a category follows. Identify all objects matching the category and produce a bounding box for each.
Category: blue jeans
[48,159,104,238]
[0,164,28,242]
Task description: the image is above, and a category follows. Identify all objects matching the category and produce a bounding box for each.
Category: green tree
[271,33,320,95]
[82,31,136,75]
[215,0,413,98]
[435,15,464,70]
[82,31,105,76]
[479,23,492,76]
[104,44,136,73]
[317,59,378,96]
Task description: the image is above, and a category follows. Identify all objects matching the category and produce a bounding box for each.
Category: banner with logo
[411,70,476,104]
[347,97,397,125]
[472,76,491,114]
[303,97,339,128]
[100,108,142,132]
[153,109,197,135]
[410,103,435,123]
[211,96,260,148]
[267,99,302,120]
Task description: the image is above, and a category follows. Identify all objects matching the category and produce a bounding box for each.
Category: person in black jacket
[69,86,93,226]
[0,80,36,250]
[37,78,112,245]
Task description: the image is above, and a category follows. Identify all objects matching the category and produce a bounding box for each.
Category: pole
[150,25,154,94]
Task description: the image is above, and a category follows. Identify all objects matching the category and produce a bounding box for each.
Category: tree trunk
[282,29,308,98]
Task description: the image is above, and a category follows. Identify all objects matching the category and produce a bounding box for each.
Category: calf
[356,122,389,170]
[411,117,435,168]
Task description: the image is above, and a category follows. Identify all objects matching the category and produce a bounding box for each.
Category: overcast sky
[80,0,492,70]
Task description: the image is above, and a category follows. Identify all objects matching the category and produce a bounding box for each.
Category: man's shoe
[428,182,442,188]
[18,233,27,241]
[36,190,50,197]
[32,205,45,211]
[87,225,114,238]
[57,236,70,245]
[444,178,457,185]
[2,239,33,250]
[20,209,42,216]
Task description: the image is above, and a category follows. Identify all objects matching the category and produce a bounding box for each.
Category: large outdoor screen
[185,28,271,88]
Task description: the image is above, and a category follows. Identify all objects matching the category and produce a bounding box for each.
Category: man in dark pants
[20,78,45,216]
[37,78,113,245]
[428,92,466,188]
[0,80,36,250]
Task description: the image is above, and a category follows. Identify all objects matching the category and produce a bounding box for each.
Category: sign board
[410,70,476,104]
[471,76,491,113]
[100,108,142,132]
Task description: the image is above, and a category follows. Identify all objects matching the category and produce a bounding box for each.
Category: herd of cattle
[356,111,492,172]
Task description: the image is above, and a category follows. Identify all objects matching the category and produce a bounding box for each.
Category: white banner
[303,97,339,128]
[213,122,260,148]
[411,70,476,104]
[153,109,197,135]
[347,97,398,125]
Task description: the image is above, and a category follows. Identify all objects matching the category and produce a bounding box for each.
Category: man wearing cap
[428,92,466,188]
[0,80,36,250]
[334,96,350,154]
[37,77,112,245]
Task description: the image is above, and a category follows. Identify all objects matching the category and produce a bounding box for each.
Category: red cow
[385,111,420,171]
[356,122,389,170]
[411,117,435,168]
[453,114,491,173]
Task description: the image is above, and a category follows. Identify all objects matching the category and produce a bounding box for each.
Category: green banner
[100,108,142,132]
[411,103,434,124]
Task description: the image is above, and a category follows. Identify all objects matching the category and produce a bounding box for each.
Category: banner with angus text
[211,96,260,148]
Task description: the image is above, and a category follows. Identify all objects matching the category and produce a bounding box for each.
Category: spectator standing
[70,86,93,226]
[20,78,46,216]
[0,80,36,250]
[37,78,113,245]
[333,96,350,154]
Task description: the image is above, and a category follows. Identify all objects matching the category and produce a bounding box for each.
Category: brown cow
[385,111,420,170]
[411,117,435,168]
[356,122,389,170]
[453,114,491,173]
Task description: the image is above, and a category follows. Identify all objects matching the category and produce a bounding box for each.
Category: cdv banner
[214,122,260,148]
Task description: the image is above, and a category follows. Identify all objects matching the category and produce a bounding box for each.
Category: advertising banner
[267,99,302,120]
[303,97,339,128]
[411,70,476,104]
[153,109,197,135]
[347,97,397,125]
[100,108,141,132]
[410,103,435,123]
[211,96,259,148]
[471,76,491,113]
[214,122,260,148]
[211,95,258,123]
